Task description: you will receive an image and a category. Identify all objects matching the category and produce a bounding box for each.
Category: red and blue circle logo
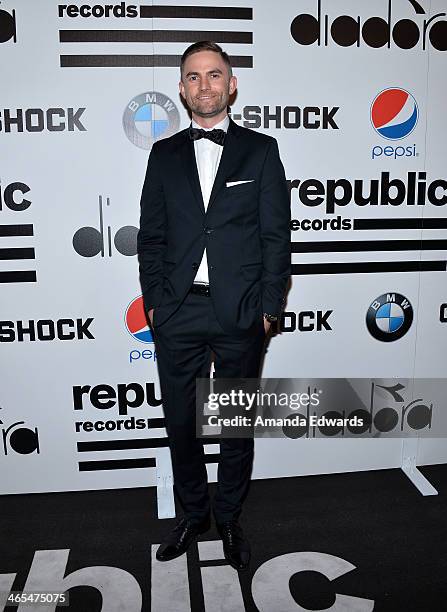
[371,88,418,140]
[125,296,154,343]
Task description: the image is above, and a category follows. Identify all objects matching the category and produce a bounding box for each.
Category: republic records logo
[366,292,413,342]
[123,92,180,150]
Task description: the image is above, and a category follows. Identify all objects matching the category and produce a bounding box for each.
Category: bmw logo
[123,91,180,150]
[371,88,418,140]
[366,293,413,342]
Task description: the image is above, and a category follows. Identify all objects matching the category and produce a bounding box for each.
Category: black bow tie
[189,127,226,146]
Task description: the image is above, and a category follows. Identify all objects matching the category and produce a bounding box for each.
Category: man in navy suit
[137,41,290,570]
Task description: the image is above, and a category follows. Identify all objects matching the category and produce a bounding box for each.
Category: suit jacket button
[204,227,213,235]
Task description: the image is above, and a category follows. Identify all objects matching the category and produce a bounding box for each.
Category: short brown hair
[180,41,233,79]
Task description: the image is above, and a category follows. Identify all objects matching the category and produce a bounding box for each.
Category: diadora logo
[0,3,16,43]
[0,3,17,43]
[73,195,137,257]
[281,380,433,438]
[371,88,419,160]
[123,92,180,150]
[0,409,40,456]
[366,293,413,342]
[290,0,447,52]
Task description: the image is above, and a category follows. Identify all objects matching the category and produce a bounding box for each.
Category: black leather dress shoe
[217,520,251,571]
[156,517,210,562]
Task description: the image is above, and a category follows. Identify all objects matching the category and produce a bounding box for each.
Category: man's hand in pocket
[263,316,271,335]
[148,308,154,327]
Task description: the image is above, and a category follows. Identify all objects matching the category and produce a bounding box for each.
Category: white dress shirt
[192,115,229,285]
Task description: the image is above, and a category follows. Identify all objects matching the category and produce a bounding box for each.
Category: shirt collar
[191,115,230,132]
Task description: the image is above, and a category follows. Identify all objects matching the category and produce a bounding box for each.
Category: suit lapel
[179,130,205,215]
[206,118,242,214]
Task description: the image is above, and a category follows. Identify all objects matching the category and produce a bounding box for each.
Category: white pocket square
[226,180,254,187]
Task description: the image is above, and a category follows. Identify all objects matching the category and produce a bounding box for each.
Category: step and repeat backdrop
[1,0,446,496]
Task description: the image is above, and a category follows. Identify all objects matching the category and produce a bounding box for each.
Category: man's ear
[179,80,185,99]
[229,75,237,95]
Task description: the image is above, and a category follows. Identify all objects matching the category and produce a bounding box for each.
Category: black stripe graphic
[139,5,253,19]
[60,54,252,67]
[77,438,168,452]
[291,240,447,253]
[0,247,35,260]
[354,218,447,230]
[204,453,220,463]
[0,270,37,283]
[200,560,229,567]
[291,261,446,275]
[0,224,34,237]
[146,417,165,428]
[60,30,252,43]
[78,457,156,471]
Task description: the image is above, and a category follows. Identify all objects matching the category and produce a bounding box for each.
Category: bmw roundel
[371,88,418,140]
[366,293,413,342]
[123,91,180,150]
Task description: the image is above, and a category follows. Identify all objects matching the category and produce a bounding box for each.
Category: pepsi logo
[125,296,153,344]
[371,88,418,140]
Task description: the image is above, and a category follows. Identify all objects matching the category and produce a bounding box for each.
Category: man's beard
[190,94,228,118]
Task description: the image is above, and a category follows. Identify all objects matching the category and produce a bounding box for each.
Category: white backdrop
[1,0,446,496]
